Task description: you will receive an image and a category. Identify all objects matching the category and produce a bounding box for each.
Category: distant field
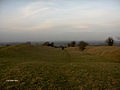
[0,44,120,89]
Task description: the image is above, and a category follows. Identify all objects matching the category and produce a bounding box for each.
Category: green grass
[0,44,120,89]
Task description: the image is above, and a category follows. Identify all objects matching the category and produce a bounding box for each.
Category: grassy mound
[0,44,120,89]
[85,46,120,61]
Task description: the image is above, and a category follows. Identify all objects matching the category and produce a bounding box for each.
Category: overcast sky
[0,0,120,42]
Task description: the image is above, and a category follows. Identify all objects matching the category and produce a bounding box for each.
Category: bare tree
[106,37,114,46]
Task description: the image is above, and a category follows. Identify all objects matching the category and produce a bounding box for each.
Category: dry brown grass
[85,46,120,61]
[0,45,120,89]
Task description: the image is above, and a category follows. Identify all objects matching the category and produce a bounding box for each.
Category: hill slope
[85,46,120,61]
[0,44,120,89]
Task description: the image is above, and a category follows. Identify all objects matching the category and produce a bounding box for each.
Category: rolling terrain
[0,44,120,89]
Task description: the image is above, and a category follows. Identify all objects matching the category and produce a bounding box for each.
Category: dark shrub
[6,44,11,46]
[71,41,76,47]
[26,41,31,45]
[50,42,54,47]
[67,43,71,47]
[68,41,76,47]
[78,41,88,51]
[42,42,49,46]
[43,42,54,47]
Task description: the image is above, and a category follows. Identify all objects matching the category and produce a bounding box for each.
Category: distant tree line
[2,36,117,50]
[41,37,115,51]
[42,42,54,47]
[67,41,88,51]
[28,36,117,51]
[67,41,76,47]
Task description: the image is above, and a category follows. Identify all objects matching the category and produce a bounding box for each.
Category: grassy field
[0,44,120,89]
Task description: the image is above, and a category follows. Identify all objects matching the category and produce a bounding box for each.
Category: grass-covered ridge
[0,44,120,89]
[85,46,120,61]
